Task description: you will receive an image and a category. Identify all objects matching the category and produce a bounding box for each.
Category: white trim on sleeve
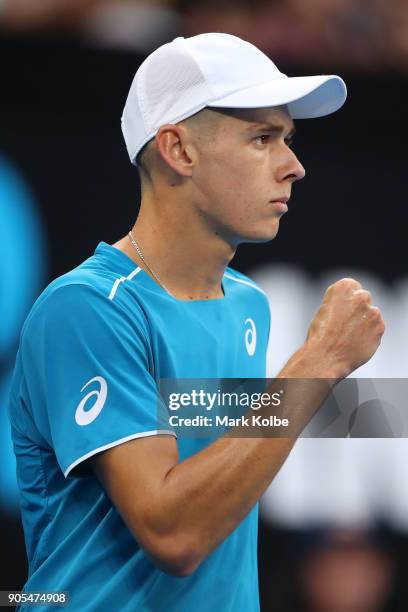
[64,429,177,478]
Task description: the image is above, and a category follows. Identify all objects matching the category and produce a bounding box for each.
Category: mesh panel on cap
[141,41,214,133]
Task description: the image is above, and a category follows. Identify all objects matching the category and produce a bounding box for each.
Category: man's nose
[280,150,306,183]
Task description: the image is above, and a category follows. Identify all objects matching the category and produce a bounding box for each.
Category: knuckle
[371,306,382,320]
[355,289,371,304]
[344,277,361,288]
[328,279,345,293]
[338,277,352,287]
[370,307,385,331]
[335,277,362,293]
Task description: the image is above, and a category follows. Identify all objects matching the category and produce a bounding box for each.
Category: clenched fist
[305,278,385,378]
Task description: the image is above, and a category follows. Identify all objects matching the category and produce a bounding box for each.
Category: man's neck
[113,196,236,301]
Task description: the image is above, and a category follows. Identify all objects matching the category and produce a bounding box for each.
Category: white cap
[122,32,347,166]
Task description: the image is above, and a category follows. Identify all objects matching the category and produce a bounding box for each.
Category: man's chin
[240,221,281,244]
[225,219,281,247]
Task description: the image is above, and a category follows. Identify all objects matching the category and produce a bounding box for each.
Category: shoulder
[21,264,148,342]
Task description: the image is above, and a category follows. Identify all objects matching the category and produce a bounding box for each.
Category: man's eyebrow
[247,123,296,138]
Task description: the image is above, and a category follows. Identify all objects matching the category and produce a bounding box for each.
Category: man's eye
[255,135,270,145]
[285,138,294,148]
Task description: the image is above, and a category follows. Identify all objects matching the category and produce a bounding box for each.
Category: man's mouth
[270,196,290,213]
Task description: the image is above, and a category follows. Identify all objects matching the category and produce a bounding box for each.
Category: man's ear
[154,124,195,178]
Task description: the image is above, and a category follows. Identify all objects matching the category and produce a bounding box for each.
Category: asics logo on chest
[75,376,108,426]
[244,318,257,356]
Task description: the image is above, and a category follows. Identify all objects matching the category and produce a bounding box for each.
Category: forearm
[146,344,339,570]
[159,435,293,564]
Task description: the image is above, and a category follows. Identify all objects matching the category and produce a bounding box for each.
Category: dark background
[0,27,407,611]
[1,33,406,283]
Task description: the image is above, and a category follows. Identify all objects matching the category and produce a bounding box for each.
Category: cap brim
[210,75,347,119]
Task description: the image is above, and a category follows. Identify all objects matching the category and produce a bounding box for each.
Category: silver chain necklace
[128,230,170,295]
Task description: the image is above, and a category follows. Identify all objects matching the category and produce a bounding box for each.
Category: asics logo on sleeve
[244,318,257,356]
[75,376,108,426]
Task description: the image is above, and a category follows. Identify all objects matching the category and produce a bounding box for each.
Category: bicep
[89,434,179,542]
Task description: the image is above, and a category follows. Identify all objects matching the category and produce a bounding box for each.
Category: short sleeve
[22,283,175,478]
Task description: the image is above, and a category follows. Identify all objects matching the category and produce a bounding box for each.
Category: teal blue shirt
[8,242,270,611]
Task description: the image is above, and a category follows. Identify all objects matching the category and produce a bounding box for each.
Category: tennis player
[8,33,384,611]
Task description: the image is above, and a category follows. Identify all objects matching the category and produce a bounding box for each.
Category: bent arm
[90,277,385,576]
[90,345,335,577]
